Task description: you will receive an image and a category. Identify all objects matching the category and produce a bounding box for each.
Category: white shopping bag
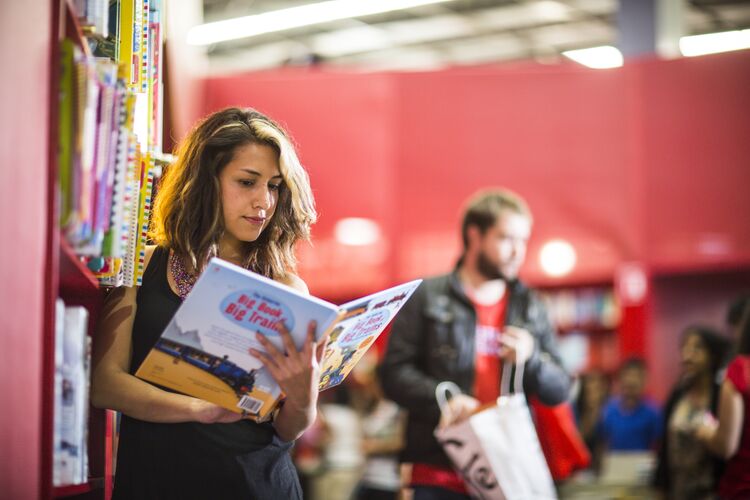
[434,360,557,500]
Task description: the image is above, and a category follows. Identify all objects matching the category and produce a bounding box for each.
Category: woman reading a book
[92,107,322,499]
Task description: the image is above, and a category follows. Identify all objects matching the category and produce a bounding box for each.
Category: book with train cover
[135,257,421,421]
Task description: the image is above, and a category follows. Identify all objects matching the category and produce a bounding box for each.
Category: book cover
[135,257,421,421]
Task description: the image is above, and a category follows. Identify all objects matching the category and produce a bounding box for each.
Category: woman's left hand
[250,321,327,412]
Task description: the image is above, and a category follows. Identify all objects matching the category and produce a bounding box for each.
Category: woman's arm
[698,378,744,459]
[90,246,241,424]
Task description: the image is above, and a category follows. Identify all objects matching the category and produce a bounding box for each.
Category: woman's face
[681,333,710,380]
[218,142,282,246]
[584,373,608,405]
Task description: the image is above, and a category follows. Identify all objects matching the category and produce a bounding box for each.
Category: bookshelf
[42,0,164,497]
[538,283,622,375]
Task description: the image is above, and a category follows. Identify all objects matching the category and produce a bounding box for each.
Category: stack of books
[58,0,165,287]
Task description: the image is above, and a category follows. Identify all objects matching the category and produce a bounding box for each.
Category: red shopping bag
[530,398,590,481]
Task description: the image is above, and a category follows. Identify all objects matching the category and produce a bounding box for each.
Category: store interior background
[1,0,749,497]
[166,0,750,403]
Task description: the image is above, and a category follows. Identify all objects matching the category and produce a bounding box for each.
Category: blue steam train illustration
[155,338,257,397]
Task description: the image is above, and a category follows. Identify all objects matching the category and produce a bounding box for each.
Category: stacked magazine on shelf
[53,299,92,486]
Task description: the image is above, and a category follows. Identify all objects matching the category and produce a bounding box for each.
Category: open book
[135,257,421,422]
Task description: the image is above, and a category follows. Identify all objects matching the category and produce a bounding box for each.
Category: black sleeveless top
[112,246,302,500]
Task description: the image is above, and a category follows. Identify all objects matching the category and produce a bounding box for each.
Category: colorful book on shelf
[134,156,154,285]
[140,0,150,94]
[73,0,110,38]
[148,6,163,153]
[135,258,422,422]
[117,0,142,90]
[61,0,164,284]
[58,40,76,227]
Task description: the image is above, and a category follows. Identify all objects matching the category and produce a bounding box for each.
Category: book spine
[58,306,90,485]
[52,299,66,487]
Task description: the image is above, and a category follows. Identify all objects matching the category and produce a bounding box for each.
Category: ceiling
[199,0,750,73]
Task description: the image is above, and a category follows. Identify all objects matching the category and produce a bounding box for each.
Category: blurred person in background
[698,303,750,499]
[599,358,662,452]
[726,295,749,349]
[379,188,571,500]
[292,407,330,499]
[314,387,364,500]
[653,326,731,499]
[574,370,611,474]
[349,351,405,500]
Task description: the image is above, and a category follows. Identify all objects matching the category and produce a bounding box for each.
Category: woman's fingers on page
[314,332,329,364]
[251,344,297,385]
[276,322,300,362]
[303,320,317,356]
[248,347,280,376]
[252,333,283,367]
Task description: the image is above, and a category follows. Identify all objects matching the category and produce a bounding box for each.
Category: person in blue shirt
[599,357,662,451]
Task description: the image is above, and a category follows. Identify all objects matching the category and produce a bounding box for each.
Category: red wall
[393,66,633,285]
[204,52,750,296]
[640,53,750,272]
[202,53,750,395]
[0,1,52,497]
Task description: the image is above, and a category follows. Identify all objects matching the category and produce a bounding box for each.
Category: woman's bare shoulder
[280,273,309,295]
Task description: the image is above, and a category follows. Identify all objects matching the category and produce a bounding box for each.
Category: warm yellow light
[334,218,381,246]
[539,239,577,277]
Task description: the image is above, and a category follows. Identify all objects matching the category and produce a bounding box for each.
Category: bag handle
[435,381,462,423]
[500,349,525,397]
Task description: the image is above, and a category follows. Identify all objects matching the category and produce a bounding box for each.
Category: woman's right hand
[192,399,244,424]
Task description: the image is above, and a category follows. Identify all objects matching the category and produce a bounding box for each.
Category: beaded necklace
[169,252,197,301]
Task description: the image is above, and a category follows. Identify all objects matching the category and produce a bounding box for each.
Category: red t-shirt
[718,355,750,499]
[410,293,507,494]
[472,295,508,404]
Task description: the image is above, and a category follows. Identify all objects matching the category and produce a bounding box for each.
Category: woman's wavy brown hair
[149,107,317,280]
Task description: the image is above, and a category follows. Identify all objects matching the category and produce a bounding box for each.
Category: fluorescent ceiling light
[562,45,623,69]
[679,29,750,57]
[187,0,455,46]
[312,26,392,57]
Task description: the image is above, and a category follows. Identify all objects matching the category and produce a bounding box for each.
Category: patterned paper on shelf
[141,0,150,93]
[121,147,142,287]
[149,6,163,153]
[134,158,155,286]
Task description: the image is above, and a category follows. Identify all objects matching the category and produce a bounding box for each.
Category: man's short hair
[460,188,532,249]
[618,357,647,376]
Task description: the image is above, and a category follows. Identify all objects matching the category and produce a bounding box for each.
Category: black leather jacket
[378,271,572,466]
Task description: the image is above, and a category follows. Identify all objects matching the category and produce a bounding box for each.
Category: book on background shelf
[135,258,422,422]
[540,287,620,332]
[53,304,90,486]
[52,299,66,487]
[74,0,110,38]
[59,0,165,288]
